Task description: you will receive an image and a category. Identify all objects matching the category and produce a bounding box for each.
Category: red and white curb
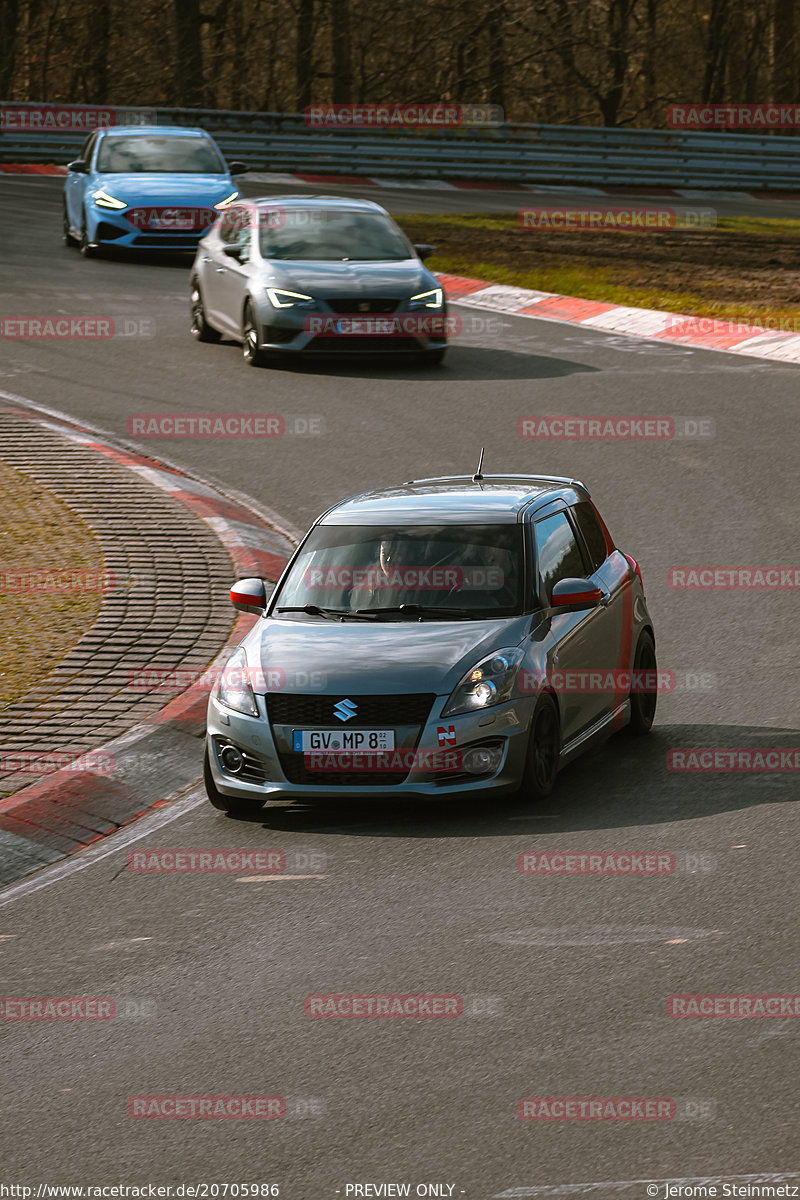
[0,391,296,885]
[1,163,793,201]
[440,272,800,364]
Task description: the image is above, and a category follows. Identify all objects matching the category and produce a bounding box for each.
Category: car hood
[260,258,436,299]
[94,173,233,204]
[247,615,531,695]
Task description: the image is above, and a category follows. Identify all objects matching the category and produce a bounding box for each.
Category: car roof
[251,195,388,214]
[319,475,590,526]
[97,126,212,139]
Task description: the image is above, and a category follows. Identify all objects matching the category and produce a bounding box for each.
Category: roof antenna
[472,447,485,483]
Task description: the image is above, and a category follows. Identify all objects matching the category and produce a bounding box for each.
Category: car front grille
[267,693,435,726]
[132,234,201,247]
[267,692,435,787]
[326,299,400,314]
[307,335,421,353]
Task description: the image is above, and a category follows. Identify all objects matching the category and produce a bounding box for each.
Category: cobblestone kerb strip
[0,401,295,887]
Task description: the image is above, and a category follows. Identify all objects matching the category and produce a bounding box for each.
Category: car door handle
[215,267,226,274]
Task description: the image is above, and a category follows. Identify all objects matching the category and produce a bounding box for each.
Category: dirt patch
[397,215,800,323]
[0,458,104,708]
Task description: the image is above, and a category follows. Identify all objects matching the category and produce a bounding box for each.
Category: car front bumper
[250,301,449,355]
[206,691,534,801]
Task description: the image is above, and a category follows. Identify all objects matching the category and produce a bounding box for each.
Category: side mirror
[551,577,604,612]
[67,159,89,174]
[222,243,245,260]
[230,578,272,613]
[413,243,436,261]
[227,161,247,175]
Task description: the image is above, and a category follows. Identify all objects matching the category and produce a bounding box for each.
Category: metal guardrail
[2,103,800,188]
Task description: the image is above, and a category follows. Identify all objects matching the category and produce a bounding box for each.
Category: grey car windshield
[275,524,523,617]
[258,210,412,261]
[96,136,225,173]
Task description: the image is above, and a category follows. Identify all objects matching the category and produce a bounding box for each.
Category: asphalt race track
[0,175,799,1197]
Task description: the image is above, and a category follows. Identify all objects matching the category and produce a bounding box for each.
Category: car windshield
[274,524,524,618]
[96,135,225,174]
[258,209,412,261]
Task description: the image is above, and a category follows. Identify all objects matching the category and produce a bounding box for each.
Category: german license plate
[151,216,194,229]
[292,729,395,752]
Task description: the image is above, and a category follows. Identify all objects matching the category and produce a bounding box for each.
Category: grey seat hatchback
[204,472,657,815]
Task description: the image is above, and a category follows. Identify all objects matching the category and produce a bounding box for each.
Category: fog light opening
[463,745,503,776]
[219,744,244,774]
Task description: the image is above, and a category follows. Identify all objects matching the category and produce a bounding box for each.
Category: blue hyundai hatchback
[63,125,245,255]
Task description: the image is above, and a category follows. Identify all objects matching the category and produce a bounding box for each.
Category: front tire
[518,692,560,801]
[204,747,264,818]
[627,630,658,735]
[242,301,269,367]
[63,201,77,246]
[78,211,97,257]
[190,281,221,342]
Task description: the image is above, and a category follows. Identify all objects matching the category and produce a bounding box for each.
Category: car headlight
[216,647,258,717]
[442,647,525,717]
[266,288,314,309]
[214,192,239,210]
[92,189,127,210]
[409,288,444,309]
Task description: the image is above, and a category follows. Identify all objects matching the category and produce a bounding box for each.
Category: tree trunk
[773,0,796,102]
[296,0,314,110]
[331,0,351,103]
[173,0,204,107]
[0,0,20,97]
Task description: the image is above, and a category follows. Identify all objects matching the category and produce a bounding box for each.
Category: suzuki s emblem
[334,698,358,722]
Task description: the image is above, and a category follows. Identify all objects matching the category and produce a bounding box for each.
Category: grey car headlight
[266,288,313,308]
[92,189,127,210]
[409,288,444,309]
[216,647,258,717]
[442,647,525,717]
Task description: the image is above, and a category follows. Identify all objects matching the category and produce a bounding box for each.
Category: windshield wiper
[355,603,478,620]
[276,604,377,621]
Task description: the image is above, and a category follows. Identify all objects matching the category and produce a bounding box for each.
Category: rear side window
[572,501,608,573]
[534,512,587,600]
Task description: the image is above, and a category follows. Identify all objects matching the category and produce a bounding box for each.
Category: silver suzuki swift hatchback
[204,472,657,815]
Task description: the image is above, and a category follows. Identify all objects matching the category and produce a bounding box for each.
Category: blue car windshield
[96,135,225,174]
[258,210,412,261]
[274,524,524,617]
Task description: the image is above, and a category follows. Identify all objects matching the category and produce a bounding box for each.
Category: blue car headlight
[443,647,525,717]
[92,189,127,210]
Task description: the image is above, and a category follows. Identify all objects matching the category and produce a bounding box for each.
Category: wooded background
[1,0,797,128]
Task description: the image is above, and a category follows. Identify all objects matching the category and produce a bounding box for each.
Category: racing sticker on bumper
[437,725,457,747]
